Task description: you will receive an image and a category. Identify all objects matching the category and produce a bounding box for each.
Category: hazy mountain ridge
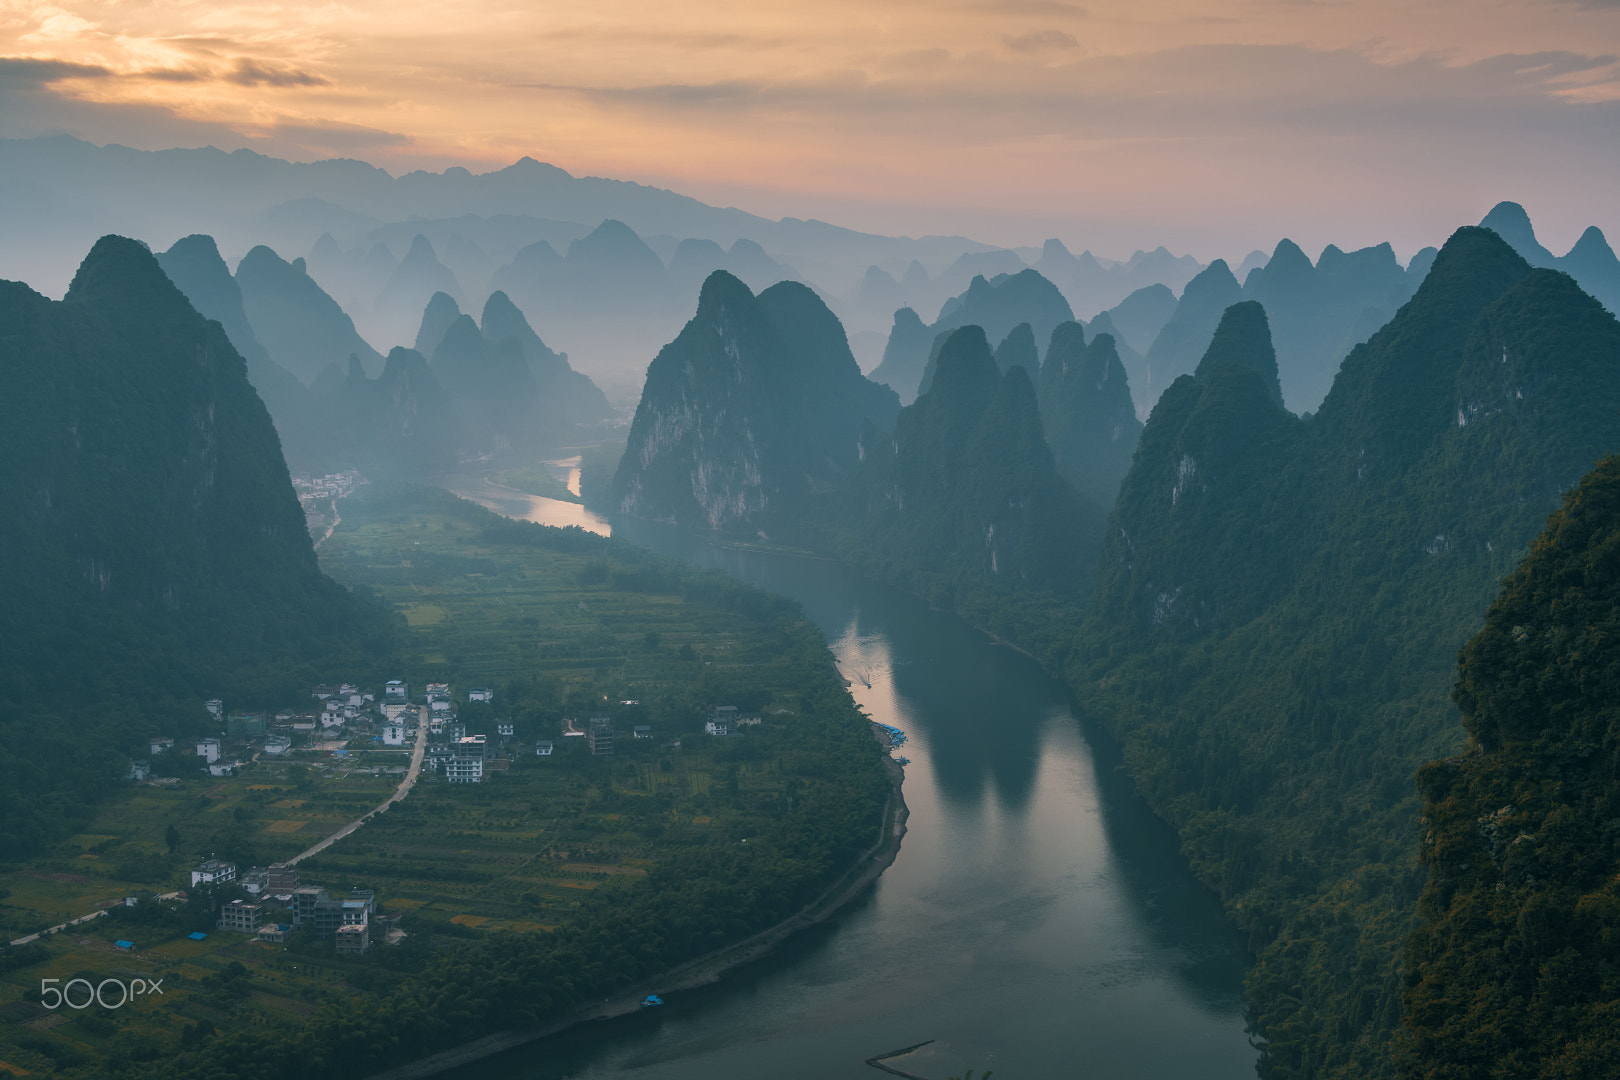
[1037,321,1144,509]
[1479,199,1620,315]
[874,268,1075,404]
[832,325,1106,597]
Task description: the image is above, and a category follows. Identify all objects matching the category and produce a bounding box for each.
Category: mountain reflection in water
[434,505,1257,1080]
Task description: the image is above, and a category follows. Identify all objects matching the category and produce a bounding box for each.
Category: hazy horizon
[2,1,1617,261]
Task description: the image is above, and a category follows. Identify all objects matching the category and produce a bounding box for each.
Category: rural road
[289,707,430,866]
[9,712,431,944]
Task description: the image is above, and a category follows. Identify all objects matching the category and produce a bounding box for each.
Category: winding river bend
[436,482,1257,1080]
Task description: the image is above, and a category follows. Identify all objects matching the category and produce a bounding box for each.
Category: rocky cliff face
[612,270,899,533]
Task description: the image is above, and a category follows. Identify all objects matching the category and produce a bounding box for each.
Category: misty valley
[3,136,1620,1080]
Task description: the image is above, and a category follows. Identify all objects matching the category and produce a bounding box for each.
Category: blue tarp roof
[187,931,207,940]
[115,940,134,948]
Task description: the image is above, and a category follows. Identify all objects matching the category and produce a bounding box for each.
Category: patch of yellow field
[556,881,597,890]
[449,914,489,927]
[263,820,308,834]
[559,864,647,876]
[690,816,712,824]
[404,604,446,626]
[506,921,555,933]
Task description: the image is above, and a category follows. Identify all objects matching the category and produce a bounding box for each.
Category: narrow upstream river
[436,482,1258,1080]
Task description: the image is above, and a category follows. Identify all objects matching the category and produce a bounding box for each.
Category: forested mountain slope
[0,235,382,855]
[1073,225,1620,1078]
[1400,455,1620,1079]
[828,325,1104,600]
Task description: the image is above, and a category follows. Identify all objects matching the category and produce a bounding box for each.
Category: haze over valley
[4,3,1620,1079]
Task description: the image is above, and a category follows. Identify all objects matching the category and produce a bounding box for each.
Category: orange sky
[3,0,1619,256]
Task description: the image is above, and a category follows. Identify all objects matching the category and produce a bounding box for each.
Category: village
[108,679,762,952]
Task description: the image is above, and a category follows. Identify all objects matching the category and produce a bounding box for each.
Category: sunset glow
[3,0,1619,253]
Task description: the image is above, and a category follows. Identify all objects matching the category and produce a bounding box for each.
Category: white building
[191,859,236,886]
[468,687,494,703]
[196,738,221,763]
[149,736,174,755]
[382,723,405,746]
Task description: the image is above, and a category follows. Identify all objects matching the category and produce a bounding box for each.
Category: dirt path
[288,710,429,866]
[312,497,341,550]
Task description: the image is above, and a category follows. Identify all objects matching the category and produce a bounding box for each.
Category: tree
[165,825,179,854]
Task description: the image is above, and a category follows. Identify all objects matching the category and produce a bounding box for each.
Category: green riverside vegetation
[0,486,891,1080]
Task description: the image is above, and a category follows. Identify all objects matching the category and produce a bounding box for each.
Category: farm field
[0,485,891,1079]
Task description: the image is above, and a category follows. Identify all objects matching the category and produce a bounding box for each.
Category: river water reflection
[442,498,1257,1080]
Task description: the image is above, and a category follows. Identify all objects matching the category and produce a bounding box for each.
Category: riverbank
[363,745,909,1080]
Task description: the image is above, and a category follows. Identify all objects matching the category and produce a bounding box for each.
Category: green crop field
[485,462,582,503]
[0,486,891,1080]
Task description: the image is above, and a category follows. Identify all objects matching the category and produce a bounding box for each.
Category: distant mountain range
[0,135,1216,396]
[156,234,612,476]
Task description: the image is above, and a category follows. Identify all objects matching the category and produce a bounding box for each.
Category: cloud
[226,58,328,87]
[1005,29,1081,52]
[0,57,112,87]
[519,42,1620,144]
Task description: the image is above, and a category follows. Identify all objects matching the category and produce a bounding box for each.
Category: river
[435,488,1257,1080]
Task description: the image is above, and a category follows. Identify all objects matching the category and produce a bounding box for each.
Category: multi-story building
[335,923,371,953]
[191,859,236,887]
[219,899,262,933]
[446,735,486,783]
[589,716,614,756]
